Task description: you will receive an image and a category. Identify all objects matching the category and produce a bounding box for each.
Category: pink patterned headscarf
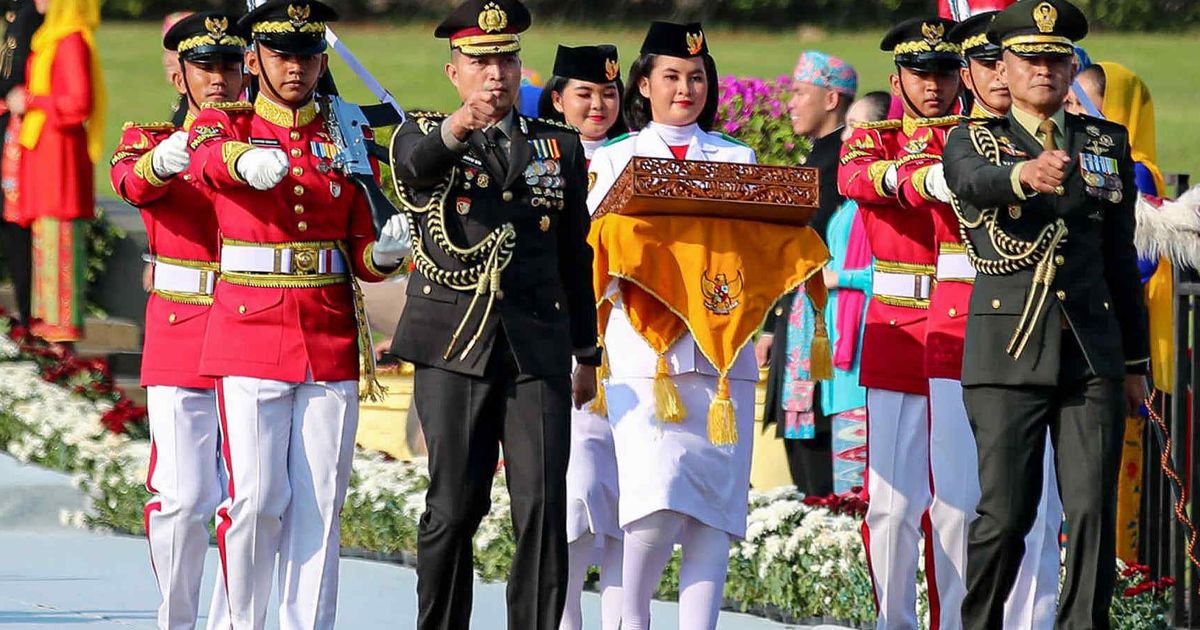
[793,50,858,96]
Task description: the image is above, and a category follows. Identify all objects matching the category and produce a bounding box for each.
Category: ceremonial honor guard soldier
[110,12,246,630]
[837,18,956,628]
[387,0,599,628]
[943,1,1150,628]
[186,1,409,628]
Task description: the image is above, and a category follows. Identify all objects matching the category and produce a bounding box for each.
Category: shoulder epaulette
[528,116,578,132]
[916,115,964,128]
[853,119,902,130]
[121,121,176,132]
[200,101,253,112]
[603,132,636,147]
[409,110,449,121]
[716,132,752,148]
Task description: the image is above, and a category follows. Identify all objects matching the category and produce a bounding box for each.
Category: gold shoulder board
[853,119,903,130]
[121,121,176,131]
[917,115,965,128]
[200,101,254,112]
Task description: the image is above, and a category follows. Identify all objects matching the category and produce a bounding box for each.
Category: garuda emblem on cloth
[702,270,744,315]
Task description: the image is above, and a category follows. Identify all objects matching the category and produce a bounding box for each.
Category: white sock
[598,534,624,630]
[622,512,686,630]
[561,533,595,630]
[677,522,731,630]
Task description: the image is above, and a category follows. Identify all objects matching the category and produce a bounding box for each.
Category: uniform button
[290,148,303,158]
[1056,290,1067,301]
[502,191,514,202]
[290,130,301,141]
[297,221,308,232]
[991,299,1001,309]
[774,307,783,317]
[948,307,957,318]
[888,319,897,327]
[554,302,561,311]
[422,285,431,295]
[292,166,304,177]
[1104,301,1111,310]
[294,204,305,215]
[182,174,193,182]
[1055,255,1065,265]
[168,313,177,323]
[294,185,305,196]
[238,305,247,314]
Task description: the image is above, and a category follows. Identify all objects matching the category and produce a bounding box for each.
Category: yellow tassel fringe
[707,375,737,445]
[653,355,686,423]
[588,337,611,416]
[810,307,833,382]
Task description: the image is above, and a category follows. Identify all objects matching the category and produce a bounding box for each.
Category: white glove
[924,163,953,203]
[372,213,412,267]
[151,131,190,179]
[884,163,898,195]
[235,148,289,191]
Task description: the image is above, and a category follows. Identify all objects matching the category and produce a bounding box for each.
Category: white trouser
[145,386,223,630]
[928,378,1062,630]
[210,376,359,630]
[864,388,932,630]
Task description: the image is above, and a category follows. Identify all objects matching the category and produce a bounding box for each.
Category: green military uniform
[943,1,1150,628]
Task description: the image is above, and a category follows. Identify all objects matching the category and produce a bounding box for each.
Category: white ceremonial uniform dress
[587,123,759,538]
[565,138,622,548]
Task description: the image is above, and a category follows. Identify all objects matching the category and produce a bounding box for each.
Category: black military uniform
[0,0,40,325]
[387,1,598,628]
[943,1,1149,628]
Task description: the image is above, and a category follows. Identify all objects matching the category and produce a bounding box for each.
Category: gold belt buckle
[293,247,319,275]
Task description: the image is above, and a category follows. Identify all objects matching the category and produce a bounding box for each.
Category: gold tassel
[707,375,737,446]
[587,336,611,416]
[653,355,686,423]
[338,242,388,402]
[810,306,833,381]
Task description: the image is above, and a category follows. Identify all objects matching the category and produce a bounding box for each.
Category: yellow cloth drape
[19,0,107,163]
[590,214,831,444]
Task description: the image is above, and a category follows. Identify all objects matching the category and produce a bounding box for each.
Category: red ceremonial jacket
[188,96,390,383]
[838,119,935,395]
[895,116,970,381]
[111,116,218,389]
[19,32,94,224]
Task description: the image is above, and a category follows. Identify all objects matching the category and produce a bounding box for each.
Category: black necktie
[485,126,509,174]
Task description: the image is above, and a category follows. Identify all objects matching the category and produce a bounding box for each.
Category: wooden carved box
[594,157,819,226]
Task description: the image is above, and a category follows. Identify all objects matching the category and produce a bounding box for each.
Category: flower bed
[0,313,1173,628]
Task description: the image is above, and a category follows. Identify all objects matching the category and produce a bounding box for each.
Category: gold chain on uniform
[950,124,1069,359]
[390,115,518,361]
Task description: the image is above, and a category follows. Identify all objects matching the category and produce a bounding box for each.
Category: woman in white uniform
[586,22,759,630]
[539,43,627,630]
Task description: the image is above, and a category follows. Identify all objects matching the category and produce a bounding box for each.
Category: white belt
[873,270,933,300]
[936,252,977,282]
[221,244,347,275]
[153,259,217,295]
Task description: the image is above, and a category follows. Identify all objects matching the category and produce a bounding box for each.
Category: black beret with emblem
[239,0,338,56]
[552,45,620,85]
[164,11,248,63]
[948,11,1002,62]
[435,0,531,57]
[880,17,962,72]
[987,0,1087,58]
[640,21,708,59]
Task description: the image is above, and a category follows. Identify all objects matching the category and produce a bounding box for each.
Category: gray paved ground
[0,453,840,629]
